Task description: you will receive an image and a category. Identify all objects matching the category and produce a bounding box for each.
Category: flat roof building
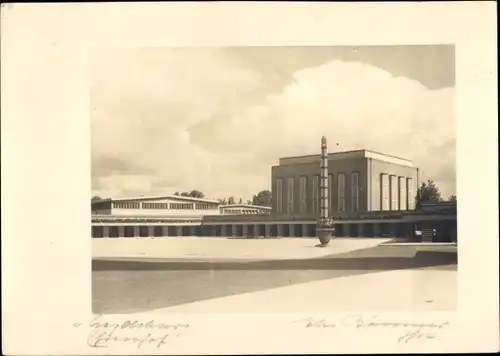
[272,149,420,217]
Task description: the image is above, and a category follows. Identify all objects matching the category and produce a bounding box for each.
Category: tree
[91,196,102,202]
[415,180,442,210]
[448,194,457,202]
[174,190,205,198]
[252,190,272,207]
[228,196,235,205]
[246,200,252,205]
[238,198,243,204]
[218,198,228,205]
[189,190,205,198]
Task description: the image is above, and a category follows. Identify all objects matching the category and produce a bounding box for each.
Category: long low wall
[92,219,457,242]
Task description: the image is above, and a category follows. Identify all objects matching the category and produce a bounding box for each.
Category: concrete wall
[272,157,368,214]
[272,157,419,215]
[367,158,419,211]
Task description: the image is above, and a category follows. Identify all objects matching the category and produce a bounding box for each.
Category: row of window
[277,173,358,214]
[276,172,413,214]
[380,174,413,211]
[222,209,266,215]
[113,202,141,209]
[112,202,218,210]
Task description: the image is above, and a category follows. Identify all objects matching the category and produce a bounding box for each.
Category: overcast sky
[91,45,456,200]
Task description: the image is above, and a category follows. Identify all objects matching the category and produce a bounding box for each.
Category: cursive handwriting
[397,329,436,344]
[341,314,449,331]
[290,317,336,328]
[87,328,171,349]
[74,314,190,349]
[87,314,190,331]
[290,315,450,344]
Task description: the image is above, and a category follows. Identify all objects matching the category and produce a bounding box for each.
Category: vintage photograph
[90,46,458,315]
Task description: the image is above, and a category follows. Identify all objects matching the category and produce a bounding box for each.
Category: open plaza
[92,139,458,314]
[92,237,457,314]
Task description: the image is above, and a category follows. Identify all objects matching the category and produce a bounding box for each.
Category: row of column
[93,222,418,239]
[92,225,198,238]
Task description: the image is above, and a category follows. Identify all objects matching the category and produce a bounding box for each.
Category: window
[312,175,319,213]
[406,178,414,210]
[351,172,359,212]
[398,177,407,210]
[337,173,346,212]
[170,203,194,210]
[380,174,390,211]
[276,178,283,213]
[286,177,294,213]
[112,202,140,209]
[299,176,307,213]
[196,203,212,210]
[390,175,398,211]
[143,203,168,209]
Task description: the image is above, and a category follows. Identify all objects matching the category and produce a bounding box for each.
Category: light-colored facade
[271,149,419,216]
[91,148,456,242]
[220,204,272,215]
[92,195,221,217]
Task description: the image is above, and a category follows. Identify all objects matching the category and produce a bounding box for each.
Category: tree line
[415,179,456,209]
[173,189,272,207]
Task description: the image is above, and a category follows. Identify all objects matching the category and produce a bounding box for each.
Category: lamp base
[316,227,335,246]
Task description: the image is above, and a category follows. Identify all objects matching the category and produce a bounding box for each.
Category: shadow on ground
[92,245,457,314]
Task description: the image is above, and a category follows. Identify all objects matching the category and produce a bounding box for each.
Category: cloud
[91,50,455,200]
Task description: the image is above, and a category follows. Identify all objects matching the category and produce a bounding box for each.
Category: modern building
[91,146,456,242]
[92,195,221,217]
[271,149,419,216]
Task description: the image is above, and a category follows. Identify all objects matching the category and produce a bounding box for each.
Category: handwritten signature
[74,314,190,349]
[290,315,449,344]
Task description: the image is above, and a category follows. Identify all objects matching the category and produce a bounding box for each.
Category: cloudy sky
[91,45,456,201]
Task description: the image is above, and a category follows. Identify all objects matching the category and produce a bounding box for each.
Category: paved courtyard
[92,237,457,314]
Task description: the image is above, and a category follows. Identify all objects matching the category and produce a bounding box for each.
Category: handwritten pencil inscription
[290,315,450,344]
[73,314,190,349]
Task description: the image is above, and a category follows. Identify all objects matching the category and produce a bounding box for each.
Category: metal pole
[320,136,329,222]
[317,136,333,246]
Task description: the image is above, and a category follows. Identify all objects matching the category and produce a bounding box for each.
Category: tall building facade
[271,149,419,215]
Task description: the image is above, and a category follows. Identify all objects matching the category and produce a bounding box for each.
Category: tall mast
[320,136,329,222]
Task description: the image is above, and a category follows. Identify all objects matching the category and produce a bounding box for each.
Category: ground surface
[92,237,457,314]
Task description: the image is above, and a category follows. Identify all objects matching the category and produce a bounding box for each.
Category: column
[289,224,295,237]
[254,224,259,237]
[359,223,366,237]
[301,224,308,237]
[373,223,380,237]
[277,224,284,237]
[162,226,169,237]
[231,224,237,237]
[221,225,227,237]
[242,224,248,237]
[264,224,271,238]
[176,226,183,237]
[344,224,351,238]
[148,226,154,238]
[118,226,125,238]
[133,226,140,237]
[102,226,110,238]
